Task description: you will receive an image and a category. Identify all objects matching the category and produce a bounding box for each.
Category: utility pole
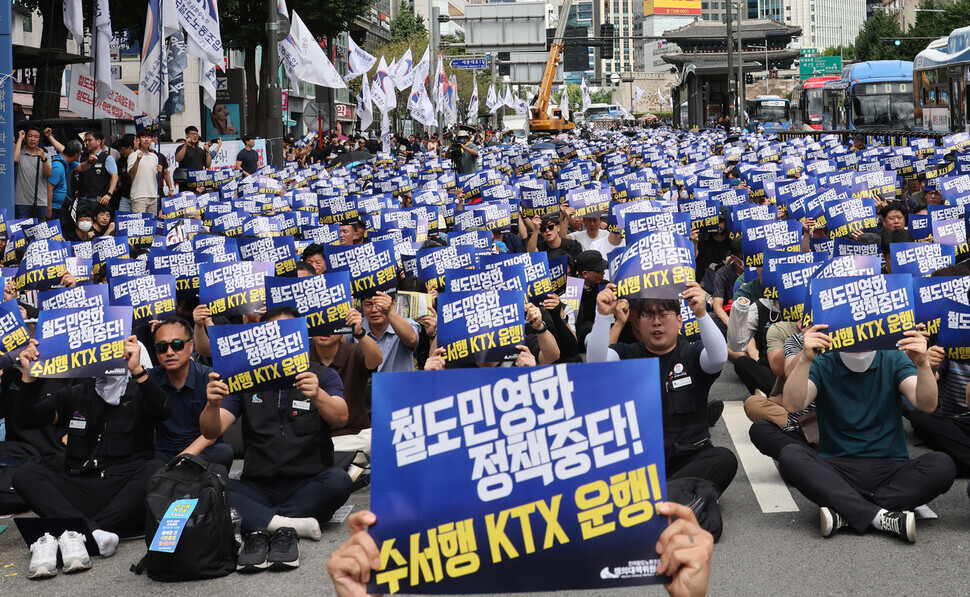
[736,1,744,128]
[725,1,734,124]
[265,0,284,167]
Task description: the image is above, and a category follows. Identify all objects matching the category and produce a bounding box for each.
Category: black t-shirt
[236,148,260,174]
[695,233,731,278]
[308,147,328,164]
[537,237,582,262]
[176,144,207,170]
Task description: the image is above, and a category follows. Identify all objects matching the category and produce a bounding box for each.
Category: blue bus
[913,26,970,132]
[747,95,792,133]
[821,60,915,130]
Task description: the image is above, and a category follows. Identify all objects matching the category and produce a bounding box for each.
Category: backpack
[132,454,236,581]
[0,441,43,514]
[666,477,723,542]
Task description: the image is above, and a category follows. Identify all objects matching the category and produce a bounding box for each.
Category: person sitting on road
[778,324,955,543]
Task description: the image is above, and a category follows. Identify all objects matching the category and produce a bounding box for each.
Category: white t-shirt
[127,151,159,199]
[569,229,612,260]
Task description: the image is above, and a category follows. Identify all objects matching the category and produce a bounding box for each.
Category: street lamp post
[749,43,769,94]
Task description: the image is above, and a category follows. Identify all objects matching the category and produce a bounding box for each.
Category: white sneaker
[58,530,92,573]
[27,533,59,579]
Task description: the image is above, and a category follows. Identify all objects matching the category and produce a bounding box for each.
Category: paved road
[3,366,969,596]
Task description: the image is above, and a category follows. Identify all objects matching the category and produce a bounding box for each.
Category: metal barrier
[776,129,947,147]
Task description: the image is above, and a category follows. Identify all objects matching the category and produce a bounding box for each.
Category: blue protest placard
[438,289,525,364]
[762,250,826,302]
[105,257,150,279]
[913,276,970,336]
[889,242,956,276]
[625,212,691,241]
[148,498,198,553]
[318,194,361,225]
[265,272,353,336]
[775,260,823,321]
[932,218,970,255]
[15,239,70,291]
[480,253,554,301]
[549,255,568,295]
[210,317,311,393]
[368,360,668,594]
[238,235,298,277]
[417,245,478,292]
[520,188,561,218]
[109,274,178,326]
[680,200,720,233]
[566,187,611,219]
[811,274,916,351]
[824,197,877,239]
[149,249,212,297]
[92,236,131,273]
[199,261,273,317]
[614,231,695,300]
[454,203,514,233]
[741,220,803,267]
[448,230,493,251]
[811,255,882,279]
[30,306,131,378]
[445,263,527,294]
[325,240,398,298]
[304,224,342,246]
[39,284,109,311]
[0,299,30,357]
[561,276,584,313]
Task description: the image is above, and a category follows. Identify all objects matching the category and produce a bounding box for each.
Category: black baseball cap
[577,250,608,273]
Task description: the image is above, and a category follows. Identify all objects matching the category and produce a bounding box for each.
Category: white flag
[174,0,223,65]
[432,54,445,108]
[278,33,301,94]
[358,73,374,131]
[635,85,645,105]
[393,48,414,90]
[199,58,217,110]
[346,36,377,82]
[616,102,631,119]
[138,0,168,118]
[657,87,669,106]
[63,0,83,46]
[287,11,345,89]
[514,96,528,116]
[277,0,288,18]
[409,82,437,127]
[486,84,499,114]
[411,47,431,92]
[503,86,515,110]
[94,0,113,101]
[375,55,396,111]
[560,87,570,121]
[581,77,591,113]
[467,74,479,122]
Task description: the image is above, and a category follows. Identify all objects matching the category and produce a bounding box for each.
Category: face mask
[840,351,876,373]
[78,221,93,232]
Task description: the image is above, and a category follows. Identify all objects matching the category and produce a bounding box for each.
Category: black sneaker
[237,530,272,571]
[820,507,848,537]
[267,527,300,569]
[881,511,916,543]
[707,400,724,427]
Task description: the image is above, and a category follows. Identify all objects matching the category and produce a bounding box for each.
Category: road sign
[800,48,818,57]
[450,57,489,70]
[799,56,842,80]
[769,69,778,79]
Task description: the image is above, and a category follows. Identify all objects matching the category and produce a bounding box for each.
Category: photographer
[451,127,479,174]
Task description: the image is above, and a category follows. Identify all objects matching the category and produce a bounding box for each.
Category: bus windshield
[751,101,790,123]
[851,93,915,129]
[806,89,824,122]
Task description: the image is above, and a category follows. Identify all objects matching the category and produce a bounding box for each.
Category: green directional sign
[800,48,818,57]
[799,56,842,80]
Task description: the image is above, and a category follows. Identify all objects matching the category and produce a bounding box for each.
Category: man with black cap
[339,218,366,245]
[452,126,479,174]
[528,213,582,261]
[694,207,731,280]
[574,250,609,348]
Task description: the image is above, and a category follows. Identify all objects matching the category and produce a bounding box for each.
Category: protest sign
[105,257,150,279]
[265,272,354,336]
[238,236,299,276]
[417,245,478,292]
[445,263,527,294]
[549,255,568,295]
[149,249,213,297]
[520,188,561,218]
[38,284,109,311]
[566,188,611,219]
[325,240,399,298]
[775,260,823,321]
[625,212,690,241]
[938,299,970,359]
[368,359,668,594]
[562,276,584,313]
[811,274,915,351]
[65,257,93,283]
[199,261,273,317]
[16,239,70,291]
[31,306,131,378]
[109,274,178,326]
[0,299,30,357]
[613,231,695,300]
[481,253,553,301]
[438,290,525,364]
[913,276,970,336]
[741,220,802,267]
[889,242,956,276]
[824,197,877,239]
[210,317,311,393]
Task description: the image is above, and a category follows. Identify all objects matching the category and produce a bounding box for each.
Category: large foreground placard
[369,360,669,594]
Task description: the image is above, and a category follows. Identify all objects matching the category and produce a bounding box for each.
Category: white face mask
[78,221,93,232]
[840,351,876,373]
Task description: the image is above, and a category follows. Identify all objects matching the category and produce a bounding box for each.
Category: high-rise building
[600,0,644,77]
[787,0,864,50]
[638,0,699,74]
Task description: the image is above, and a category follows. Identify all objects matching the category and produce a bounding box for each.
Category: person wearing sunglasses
[527,212,582,262]
[586,281,737,499]
[148,317,234,471]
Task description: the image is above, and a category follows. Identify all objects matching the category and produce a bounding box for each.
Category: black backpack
[132,454,237,581]
[666,477,724,542]
[0,441,43,514]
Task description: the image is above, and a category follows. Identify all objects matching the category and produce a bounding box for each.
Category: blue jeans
[15,204,44,220]
[119,196,132,212]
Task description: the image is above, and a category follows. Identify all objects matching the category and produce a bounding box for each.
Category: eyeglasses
[639,310,677,323]
[542,225,557,232]
[155,339,189,354]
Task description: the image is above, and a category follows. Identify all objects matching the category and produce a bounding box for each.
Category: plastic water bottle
[230,508,243,548]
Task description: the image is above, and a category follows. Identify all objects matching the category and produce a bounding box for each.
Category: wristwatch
[352,328,367,340]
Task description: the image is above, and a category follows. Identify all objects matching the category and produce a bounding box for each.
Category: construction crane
[529,0,577,135]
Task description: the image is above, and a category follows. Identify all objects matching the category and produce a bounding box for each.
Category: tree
[820,44,853,58]
[390,0,426,44]
[591,88,613,104]
[853,9,904,61]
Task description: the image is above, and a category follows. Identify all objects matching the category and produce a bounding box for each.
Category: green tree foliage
[591,88,613,104]
[820,44,854,58]
[854,9,905,61]
[390,0,426,43]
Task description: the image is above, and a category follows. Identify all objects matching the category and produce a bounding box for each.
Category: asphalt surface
[3,366,970,596]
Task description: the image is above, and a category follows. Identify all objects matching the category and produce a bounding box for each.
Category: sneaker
[820,507,848,537]
[58,530,92,573]
[236,530,273,571]
[27,533,59,579]
[267,527,300,569]
[707,400,724,427]
[881,510,916,543]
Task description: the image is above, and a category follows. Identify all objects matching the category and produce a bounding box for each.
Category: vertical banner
[0,3,14,216]
[368,360,669,594]
[209,317,311,393]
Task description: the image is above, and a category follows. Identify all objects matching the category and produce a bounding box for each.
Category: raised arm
[783,324,828,412]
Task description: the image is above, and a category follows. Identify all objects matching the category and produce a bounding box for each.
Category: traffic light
[702,82,710,103]
[600,23,615,60]
[498,52,510,76]
[745,73,753,85]
[894,39,902,46]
